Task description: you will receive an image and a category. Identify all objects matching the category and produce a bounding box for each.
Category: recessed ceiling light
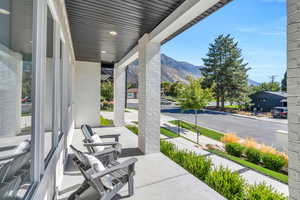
[0,8,10,15]
[109,31,118,36]
[101,50,107,54]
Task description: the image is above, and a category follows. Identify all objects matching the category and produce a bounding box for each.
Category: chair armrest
[0,151,27,162]
[0,145,18,152]
[98,134,120,142]
[83,141,119,147]
[91,148,118,157]
[91,158,138,180]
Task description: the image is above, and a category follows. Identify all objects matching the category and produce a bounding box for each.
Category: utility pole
[269,75,278,84]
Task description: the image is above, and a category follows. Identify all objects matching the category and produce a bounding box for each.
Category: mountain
[127,53,259,86]
[248,79,260,86]
[127,54,202,85]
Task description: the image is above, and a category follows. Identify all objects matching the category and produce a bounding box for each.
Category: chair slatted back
[0,152,31,183]
[0,176,22,200]
[70,145,106,195]
[81,124,99,153]
[81,124,93,140]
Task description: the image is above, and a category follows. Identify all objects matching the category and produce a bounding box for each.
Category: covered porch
[58,126,224,200]
[0,0,298,199]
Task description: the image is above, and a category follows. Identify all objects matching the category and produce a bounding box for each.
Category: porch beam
[117,0,226,68]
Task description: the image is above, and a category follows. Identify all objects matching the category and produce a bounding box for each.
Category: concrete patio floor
[58,126,225,200]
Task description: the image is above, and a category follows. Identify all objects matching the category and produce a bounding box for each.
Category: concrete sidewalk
[102,110,289,197]
[160,120,288,196]
[166,136,289,197]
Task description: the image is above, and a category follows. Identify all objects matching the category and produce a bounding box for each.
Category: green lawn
[126,125,139,135]
[125,125,178,138]
[169,120,224,141]
[160,127,179,138]
[100,116,114,126]
[224,105,240,109]
[209,149,288,184]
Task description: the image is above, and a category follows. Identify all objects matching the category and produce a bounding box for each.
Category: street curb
[203,109,288,125]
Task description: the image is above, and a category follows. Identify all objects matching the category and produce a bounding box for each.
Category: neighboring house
[127,88,138,99]
[250,91,287,112]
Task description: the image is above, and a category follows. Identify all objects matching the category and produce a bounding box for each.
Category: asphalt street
[161,106,288,152]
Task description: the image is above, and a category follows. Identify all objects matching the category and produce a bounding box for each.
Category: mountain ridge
[127,54,259,86]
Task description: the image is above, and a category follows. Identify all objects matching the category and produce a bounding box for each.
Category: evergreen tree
[201,34,249,109]
[281,71,287,92]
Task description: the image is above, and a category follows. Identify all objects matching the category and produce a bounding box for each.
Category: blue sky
[161,0,287,83]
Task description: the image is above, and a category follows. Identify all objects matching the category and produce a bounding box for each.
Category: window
[45,6,54,159]
[0,0,33,198]
[259,98,267,103]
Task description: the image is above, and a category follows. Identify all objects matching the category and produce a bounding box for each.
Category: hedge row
[225,143,286,171]
[160,140,287,200]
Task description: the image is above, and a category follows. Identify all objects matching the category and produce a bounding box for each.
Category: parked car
[271,107,288,119]
[161,99,172,105]
[22,97,31,103]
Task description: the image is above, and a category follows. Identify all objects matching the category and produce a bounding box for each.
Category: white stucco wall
[74,61,100,128]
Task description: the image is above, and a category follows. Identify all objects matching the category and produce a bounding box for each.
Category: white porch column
[138,34,161,154]
[113,64,126,126]
[74,61,101,128]
[288,0,300,199]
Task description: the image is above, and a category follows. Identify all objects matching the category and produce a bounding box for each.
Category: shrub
[205,166,245,200]
[245,183,287,200]
[225,143,245,157]
[277,152,288,167]
[221,133,240,144]
[160,140,176,158]
[259,144,277,155]
[261,153,286,171]
[160,140,212,181]
[245,148,261,164]
[242,138,259,149]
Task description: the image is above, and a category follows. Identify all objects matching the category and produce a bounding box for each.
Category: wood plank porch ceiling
[65,0,231,64]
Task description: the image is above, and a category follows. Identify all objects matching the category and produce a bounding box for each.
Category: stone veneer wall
[288,0,300,199]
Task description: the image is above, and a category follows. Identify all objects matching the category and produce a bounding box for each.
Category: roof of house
[128,88,138,93]
[251,91,287,98]
[264,91,287,98]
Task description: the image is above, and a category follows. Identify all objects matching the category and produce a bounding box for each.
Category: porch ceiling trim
[117,0,232,69]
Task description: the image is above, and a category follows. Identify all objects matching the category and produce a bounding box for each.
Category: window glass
[0,0,33,198]
[45,7,54,159]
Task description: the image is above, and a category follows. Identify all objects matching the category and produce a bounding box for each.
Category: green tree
[201,34,249,109]
[169,81,184,97]
[177,77,213,143]
[250,81,281,94]
[281,71,287,92]
[101,81,113,101]
[161,81,172,96]
[22,71,32,98]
